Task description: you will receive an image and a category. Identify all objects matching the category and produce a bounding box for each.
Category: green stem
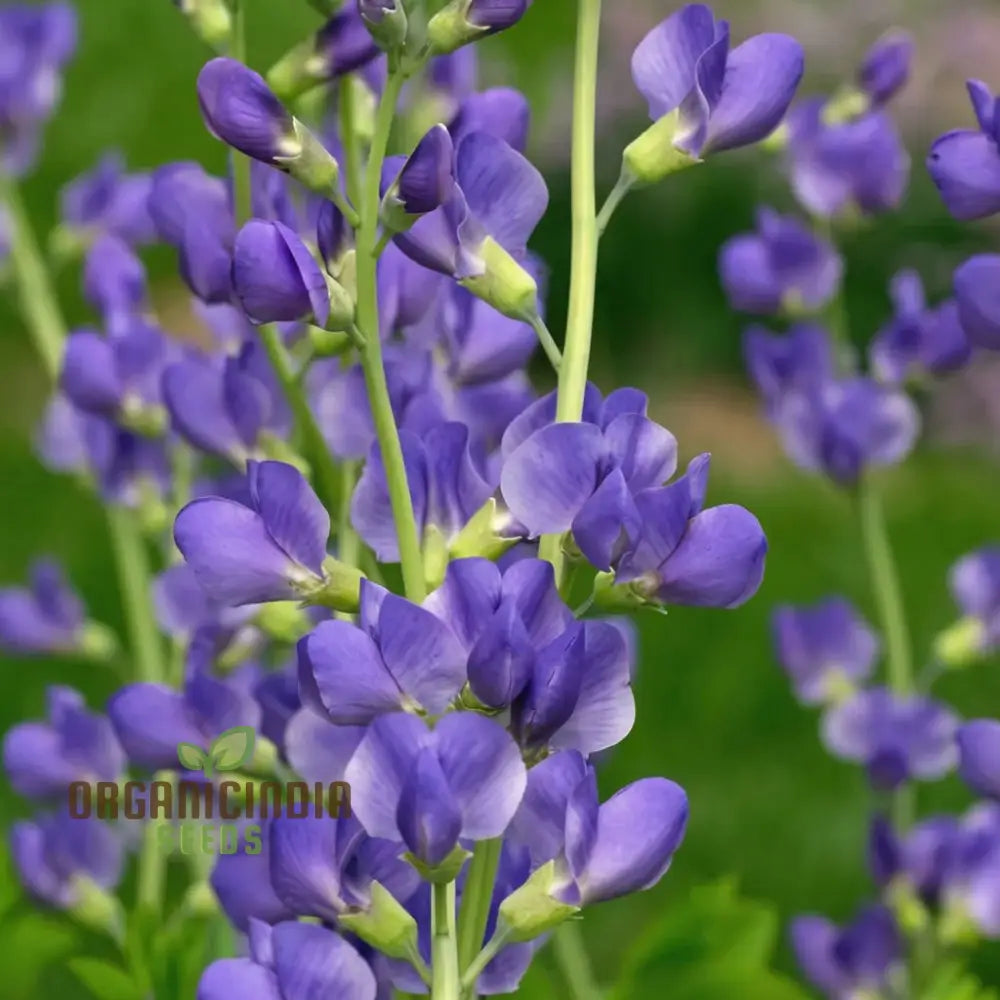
[354,71,426,602]
[858,474,916,828]
[339,76,364,209]
[596,173,632,238]
[136,794,165,917]
[539,0,603,578]
[0,173,66,378]
[529,315,563,373]
[551,922,602,1000]
[431,881,461,1000]
[229,0,253,228]
[259,324,341,520]
[107,505,166,683]
[456,839,502,979]
[460,926,512,996]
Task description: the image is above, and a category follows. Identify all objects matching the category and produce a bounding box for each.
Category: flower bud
[359,0,408,51]
[933,616,986,670]
[428,0,530,56]
[172,0,232,49]
[70,876,126,943]
[381,124,455,233]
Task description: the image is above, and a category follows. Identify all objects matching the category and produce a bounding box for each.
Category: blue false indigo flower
[11,811,123,918]
[929,81,1000,221]
[171,0,232,50]
[772,599,879,706]
[719,208,842,315]
[298,579,467,723]
[870,270,971,383]
[152,564,257,643]
[57,153,155,250]
[174,460,361,609]
[945,547,1000,658]
[774,375,919,486]
[82,234,148,335]
[822,687,959,790]
[0,559,102,657]
[858,31,913,107]
[351,421,494,571]
[380,125,456,234]
[787,100,910,218]
[60,323,168,434]
[198,920,378,1000]
[394,131,547,320]
[3,686,124,799]
[266,10,380,101]
[109,662,261,771]
[163,341,291,464]
[953,255,1000,350]
[284,707,364,786]
[198,59,346,201]
[958,720,1000,800]
[624,4,803,183]
[790,906,902,1000]
[359,0,408,52]
[233,219,353,330]
[743,323,833,417]
[344,711,526,872]
[450,87,531,153]
[428,0,532,56]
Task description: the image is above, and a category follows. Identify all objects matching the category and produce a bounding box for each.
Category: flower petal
[927,130,1000,221]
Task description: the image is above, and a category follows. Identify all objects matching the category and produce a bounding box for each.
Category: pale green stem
[858,475,916,828]
[259,324,342,523]
[339,76,364,209]
[460,925,512,995]
[538,0,603,577]
[107,505,166,684]
[431,881,461,1000]
[596,173,632,238]
[354,71,426,602]
[552,921,602,1000]
[456,839,503,982]
[529,315,563,373]
[136,775,168,917]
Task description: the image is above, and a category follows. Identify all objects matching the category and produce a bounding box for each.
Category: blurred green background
[2,0,1000,995]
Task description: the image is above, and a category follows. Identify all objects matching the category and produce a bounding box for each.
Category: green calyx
[622,110,701,186]
[427,1,488,55]
[405,844,472,884]
[460,237,538,321]
[339,881,423,963]
[496,861,580,942]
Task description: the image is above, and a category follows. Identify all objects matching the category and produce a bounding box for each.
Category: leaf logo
[176,726,256,778]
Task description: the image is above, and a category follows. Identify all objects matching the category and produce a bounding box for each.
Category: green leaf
[176,742,207,771]
[68,958,144,1000]
[209,726,256,772]
[609,880,811,1000]
[919,962,999,1000]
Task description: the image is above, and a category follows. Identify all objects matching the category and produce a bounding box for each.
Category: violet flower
[0,558,86,656]
[953,254,1000,350]
[344,711,526,869]
[821,687,959,790]
[449,87,531,153]
[197,920,378,1000]
[82,234,149,335]
[858,31,913,107]
[958,720,1000,800]
[743,322,833,417]
[719,208,842,315]
[3,686,124,799]
[928,81,1000,221]
[625,3,803,182]
[428,0,532,56]
[790,905,902,1000]
[174,460,332,607]
[380,125,456,232]
[870,270,971,383]
[948,547,1000,653]
[772,598,880,705]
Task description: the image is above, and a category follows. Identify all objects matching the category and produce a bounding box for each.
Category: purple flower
[175,460,331,607]
[345,712,526,867]
[719,209,842,315]
[0,559,85,655]
[232,220,331,326]
[790,905,902,1000]
[267,10,380,101]
[954,254,1000,350]
[870,270,971,383]
[60,323,167,422]
[772,598,879,705]
[822,687,959,790]
[109,664,260,771]
[59,152,156,246]
[774,375,919,486]
[11,811,122,911]
[928,81,1000,221]
[299,580,466,724]
[449,87,531,153]
[743,323,833,416]
[858,31,913,107]
[626,4,802,180]
[948,547,1000,651]
[162,341,291,464]
[428,0,532,56]
[152,564,257,642]
[788,101,910,218]
[381,125,455,227]
[3,686,124,798]
[82,234,148,335]
[394,131,546,320]
[197,920,378,1000]
[958,720,1000,800]
[351,421,494,563]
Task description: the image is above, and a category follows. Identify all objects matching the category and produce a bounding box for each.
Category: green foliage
[608,880,811,1000]
[919,962,1000,1000]
[68,959,144,1000]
